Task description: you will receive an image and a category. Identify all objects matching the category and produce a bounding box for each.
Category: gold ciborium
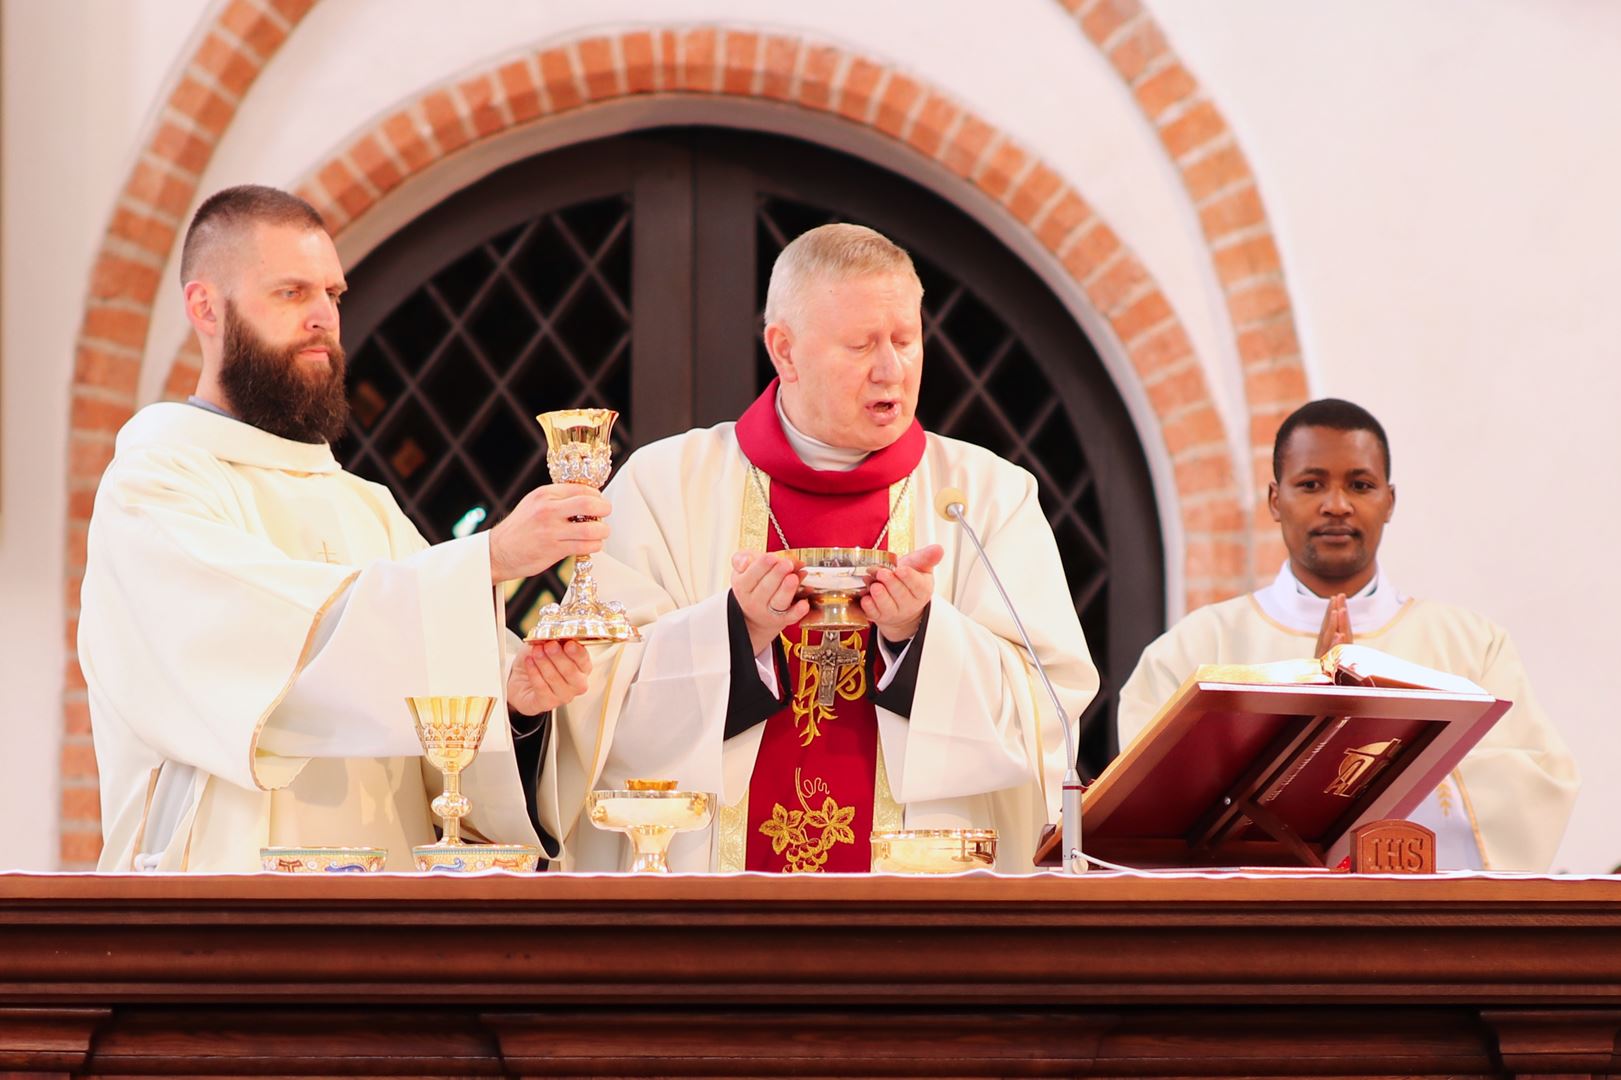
[870,829,998,874]
[526,408,641,644]
[782,547,898,632]
[586,779,714,873]
[407,695,540,873]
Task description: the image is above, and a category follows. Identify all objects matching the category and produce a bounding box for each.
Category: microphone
[934,487,1088,875]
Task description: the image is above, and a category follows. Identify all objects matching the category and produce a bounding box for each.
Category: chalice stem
[628,826,676,873]
[441,766,463,846]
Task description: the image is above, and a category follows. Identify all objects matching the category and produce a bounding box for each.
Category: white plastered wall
[0,0,213,870]
[5,0,1617,871]
[1152,0,1621,873]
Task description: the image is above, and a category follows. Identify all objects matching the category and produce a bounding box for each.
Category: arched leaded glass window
[338,127,1161,776]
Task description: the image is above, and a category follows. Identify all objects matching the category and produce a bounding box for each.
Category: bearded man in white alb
[536,223,1098,872]
[1118,398,1578,872]
[81,185,604,871]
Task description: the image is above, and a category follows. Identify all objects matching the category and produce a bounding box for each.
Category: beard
[218,300,349,444]
[1299,534,1370,582]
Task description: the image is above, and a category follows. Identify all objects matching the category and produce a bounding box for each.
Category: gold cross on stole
[800,631,863,708]
[317,541,338,564]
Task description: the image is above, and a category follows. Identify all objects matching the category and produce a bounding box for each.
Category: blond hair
[763,223,922,329]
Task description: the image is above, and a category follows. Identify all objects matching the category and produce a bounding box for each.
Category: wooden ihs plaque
[1350,819,1436,874]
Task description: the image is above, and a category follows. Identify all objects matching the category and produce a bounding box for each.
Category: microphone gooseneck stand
[933,488,1088,875]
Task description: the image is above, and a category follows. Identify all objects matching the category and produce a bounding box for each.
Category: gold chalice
[527,408,641,643]
[407,695,540,873]
[870,829,998,874]
[782,547,898,632]
[586,779,714,873]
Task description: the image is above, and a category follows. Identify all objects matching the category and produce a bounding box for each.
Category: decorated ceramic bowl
[260,846,388,873]
[411,844,542,873]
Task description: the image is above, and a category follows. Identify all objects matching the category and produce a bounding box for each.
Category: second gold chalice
[586,779,714,873]
[782,547,898,632]
[408,695,540,873]
[526,408,640,644]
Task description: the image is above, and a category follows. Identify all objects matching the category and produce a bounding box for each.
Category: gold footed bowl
[586,780,714,873]
[412,844,541,873]
[782,547,898,632]
[261,847,387,873]
[870,829,998,874]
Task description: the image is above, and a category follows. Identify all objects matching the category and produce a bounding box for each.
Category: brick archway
[60,4,1300,866]
[166,27,1252,602]
[1062,0,1308,573]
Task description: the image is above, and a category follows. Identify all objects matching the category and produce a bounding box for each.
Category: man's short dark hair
[1272,398,1392,481]
[179,184,325,286]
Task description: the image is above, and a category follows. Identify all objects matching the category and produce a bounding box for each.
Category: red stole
[736,382,925,872]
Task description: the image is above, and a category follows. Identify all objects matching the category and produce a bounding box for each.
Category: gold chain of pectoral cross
[746,466,911,552]
[783,629,866,746]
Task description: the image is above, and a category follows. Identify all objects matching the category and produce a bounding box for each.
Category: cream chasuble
[538,419,1098,872]
[1118,563,1579,872]
[80,403,539,872]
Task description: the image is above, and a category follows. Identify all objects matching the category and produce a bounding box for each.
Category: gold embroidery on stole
[758,769,858,873]
[717,472,915,872]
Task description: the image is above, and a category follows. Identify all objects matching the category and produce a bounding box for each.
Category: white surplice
[80,403,540,872]
[1117,563,1579,872]
[537,422,1099,872]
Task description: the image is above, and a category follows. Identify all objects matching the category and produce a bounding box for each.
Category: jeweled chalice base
[412,844,542,873]
[525,611,641,643]
[870,829,998,874]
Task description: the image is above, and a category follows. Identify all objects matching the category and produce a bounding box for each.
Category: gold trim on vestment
[887,475,915,558]
[126,766,161,872]
[1449,767,1490,870]
[718,792,748,872]
[569,647,628,846]
[1245,593,1418,640]
[739,467,770,551]
[872,737,903,835]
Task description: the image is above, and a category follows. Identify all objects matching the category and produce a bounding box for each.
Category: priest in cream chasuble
[538,224,1098,872]
[79,185,603,872]
[1118,400,1578,873]
[734,390,923,872]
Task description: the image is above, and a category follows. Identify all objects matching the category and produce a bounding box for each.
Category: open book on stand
[1034,645,1509,869]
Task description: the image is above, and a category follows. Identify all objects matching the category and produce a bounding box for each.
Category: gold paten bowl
[261,846,387,873]
[587,789,714,832]
[785,547,897,591]
[870,829,998,874]
[782,547,898,631]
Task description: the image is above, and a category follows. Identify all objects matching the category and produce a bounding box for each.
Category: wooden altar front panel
[2,873,1620,1077]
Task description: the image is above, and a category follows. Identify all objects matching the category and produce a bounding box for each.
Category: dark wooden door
[338,127,1160,774]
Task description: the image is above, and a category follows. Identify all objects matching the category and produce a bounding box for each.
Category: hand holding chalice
[526,408,641,644]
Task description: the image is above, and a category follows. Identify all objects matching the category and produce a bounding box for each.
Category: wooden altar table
[2,872,1620,1077]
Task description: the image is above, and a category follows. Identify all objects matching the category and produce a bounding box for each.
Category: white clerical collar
[775,393,869,472]
[117,402,340,474]
[1253,560,1407,635]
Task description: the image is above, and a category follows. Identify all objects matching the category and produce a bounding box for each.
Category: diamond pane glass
[341,194,635,633]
